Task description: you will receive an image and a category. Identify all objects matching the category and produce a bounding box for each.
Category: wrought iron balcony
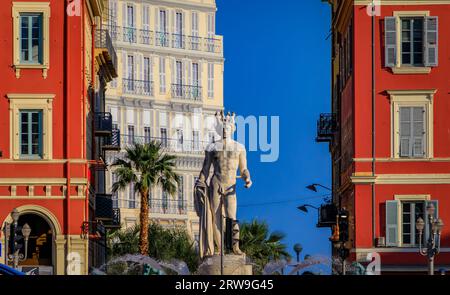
[95,194,114,221]
[171,84,202,101]
[120,134,209,155]
[317,204,338,228]
[102,129,121,151]
[122,78,154,96]
[149,198,191,215]
[94,29,118,79]
[107,25,223,54]
[94,112,113,136]
[316,113,338,142]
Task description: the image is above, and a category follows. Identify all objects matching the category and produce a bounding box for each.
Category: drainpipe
[371,1,377,248]
[64,0,71,273]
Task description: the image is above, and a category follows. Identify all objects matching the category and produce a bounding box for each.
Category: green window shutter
[399,107,412,157]
[412,107,425,157]
[385,17,397,67]
[424,16,438,67]
[386,200,400,247]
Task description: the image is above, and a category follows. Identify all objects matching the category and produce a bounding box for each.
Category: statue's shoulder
[234,141,246,152]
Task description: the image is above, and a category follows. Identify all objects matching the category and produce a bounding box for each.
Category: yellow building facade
[104,0,224,243]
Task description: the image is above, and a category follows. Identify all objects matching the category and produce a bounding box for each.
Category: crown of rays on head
[215,110,236,134]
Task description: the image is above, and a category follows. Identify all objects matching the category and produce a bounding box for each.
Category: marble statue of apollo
[194,111,252,258]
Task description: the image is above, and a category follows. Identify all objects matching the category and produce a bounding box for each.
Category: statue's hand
[244,179,252,189]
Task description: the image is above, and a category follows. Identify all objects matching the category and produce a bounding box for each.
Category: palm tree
[240,220,291,274]
[111,142,179,255]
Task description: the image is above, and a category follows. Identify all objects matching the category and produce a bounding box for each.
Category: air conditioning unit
[376,237,386,247]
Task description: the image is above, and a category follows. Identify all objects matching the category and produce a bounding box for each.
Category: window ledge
[391,67,431,75]
[13,64,49,79]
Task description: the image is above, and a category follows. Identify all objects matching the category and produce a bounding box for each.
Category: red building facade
[0,0,117,275]
[320,0,450,274]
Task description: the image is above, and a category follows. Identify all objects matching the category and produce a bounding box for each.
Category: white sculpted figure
[194,111,252,258]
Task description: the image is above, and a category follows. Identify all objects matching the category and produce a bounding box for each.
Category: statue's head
[215,111,236,139]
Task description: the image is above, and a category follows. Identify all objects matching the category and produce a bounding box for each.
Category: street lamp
[306,184,332,192]
[416,203,444,275]
[2,209,31,269]
[293,243,303,275]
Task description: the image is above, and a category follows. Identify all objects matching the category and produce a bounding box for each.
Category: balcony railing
[95,194,114,221]
[94,29,118,78]
[94,112,113,136]
[171,84,202,101]
[120,134,208,154]
[316,113,337,142]
[102,129,121,151]
[108,25,222,54]
[149,198,191,215]
[122,78,154,96]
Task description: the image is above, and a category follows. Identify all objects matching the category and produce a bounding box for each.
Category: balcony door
[176,61,183,96]
[127,55,134,91]
[174,12,183,48]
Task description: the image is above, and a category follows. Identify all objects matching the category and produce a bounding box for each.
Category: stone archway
[2,205,63,275]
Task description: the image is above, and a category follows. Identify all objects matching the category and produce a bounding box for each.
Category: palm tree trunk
[139,190,150,255]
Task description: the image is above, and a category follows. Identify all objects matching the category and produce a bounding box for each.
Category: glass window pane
[402,54,411,65]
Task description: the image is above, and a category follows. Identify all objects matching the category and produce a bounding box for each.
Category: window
[112,172,119,208]
[128,125,135,145]
[191,12,199,50]
[157,9,168,47]
[193,131,200,151]
[206,14,215,52]
[399,107,425,158]
[127,55,134,91]
[192,63,200,99]
[208,63,214,98]
[401,18,424,66]
[162,191,168,211]
[159,57,166,94]
[174,12,184,49]
[7,94,54,160]
[20,14,42,64]
[175,61,183,97]
[144,127,151,144]
[12,2,51,78]
[129,183,136,209]
[176,129,184,150]
[388,90,435,159]
[20,110,43,158]
[178,176,184,211]
[160,128,168,147]
[143,57,152,95]
[125,5,136,43]
[385,14,438,72]
[386,199,438,247]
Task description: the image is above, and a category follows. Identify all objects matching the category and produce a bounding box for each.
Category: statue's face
[222,123,235,139]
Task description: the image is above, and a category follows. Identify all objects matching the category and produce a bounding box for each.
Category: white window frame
[388,90,435,159]
[12,2,51,79]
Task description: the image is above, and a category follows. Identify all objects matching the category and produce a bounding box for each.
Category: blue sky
[216,0,333,263]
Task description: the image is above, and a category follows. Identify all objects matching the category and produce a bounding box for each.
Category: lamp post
[2,208,31,269]
[415,203,444,275]
[306,184,332,192]
[293,243,303,275]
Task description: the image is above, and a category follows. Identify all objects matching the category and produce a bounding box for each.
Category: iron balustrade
[120,134,208,154]
[316,113,337,142]
[155,31,170,47]
[94,29,118,75]
[102,129,121,151]
[95,194,114,220]
[172,33,186,49]
[149,199,191,215]
[140,29,154,45]
[94,112,113,135]
[107,25,222,54]
[171,84,202,101]
[122,26,137,43]
[122,78,154,96]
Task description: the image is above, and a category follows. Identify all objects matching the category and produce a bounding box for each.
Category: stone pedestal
[197,254,253,275]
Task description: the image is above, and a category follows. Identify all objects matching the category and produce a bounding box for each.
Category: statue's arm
[239,148,252,188]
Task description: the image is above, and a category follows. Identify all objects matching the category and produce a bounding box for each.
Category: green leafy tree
[239,220,291,274]
[111,142,179,255]
[107,223,200,273]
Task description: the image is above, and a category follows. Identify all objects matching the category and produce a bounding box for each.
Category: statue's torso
[207,140,244,187]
